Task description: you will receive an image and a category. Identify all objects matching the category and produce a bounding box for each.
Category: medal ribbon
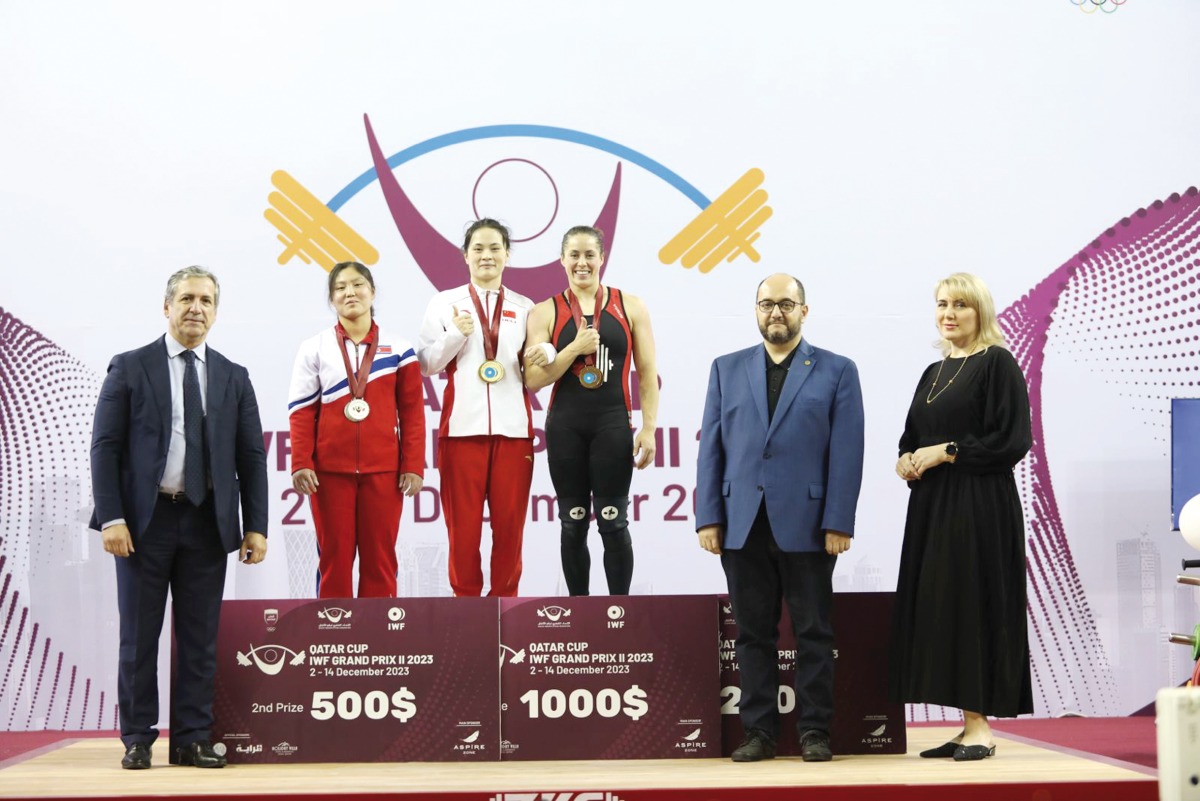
[567,285,605,368]
[467,284,505,363]
[335,322,379,401]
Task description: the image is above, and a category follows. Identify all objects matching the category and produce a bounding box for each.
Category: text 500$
[310,689,416,722]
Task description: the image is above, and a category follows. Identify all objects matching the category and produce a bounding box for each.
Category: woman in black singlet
[524,226,659,595]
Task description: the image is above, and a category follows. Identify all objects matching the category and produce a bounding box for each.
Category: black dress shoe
[173,741,227,768]
[919,741,961,758]
[953,743,996,761]
[731,728,776,762]
[799,729,833,762]
[121,743,151,770]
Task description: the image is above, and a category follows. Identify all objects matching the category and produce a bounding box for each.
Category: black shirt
[764,344,800,423]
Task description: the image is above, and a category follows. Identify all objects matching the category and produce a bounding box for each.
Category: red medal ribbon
[567,285,606,369]
[467,284,505,362]
[335,322,379,401]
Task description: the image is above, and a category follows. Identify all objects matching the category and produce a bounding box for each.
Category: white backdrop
[1,0,1198,731]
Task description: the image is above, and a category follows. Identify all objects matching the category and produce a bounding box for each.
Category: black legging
[545,407,634,595]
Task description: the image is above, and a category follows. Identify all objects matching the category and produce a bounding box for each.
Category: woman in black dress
[890,273,1032,761]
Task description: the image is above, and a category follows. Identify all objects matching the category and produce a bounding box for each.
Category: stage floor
[0,725,1157,801]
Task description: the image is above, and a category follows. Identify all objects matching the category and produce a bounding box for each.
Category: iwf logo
[263,118,772,290]
[607,605,625,629]
[387,606,407,631]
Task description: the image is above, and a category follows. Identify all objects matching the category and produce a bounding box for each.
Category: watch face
[946,443,958,456]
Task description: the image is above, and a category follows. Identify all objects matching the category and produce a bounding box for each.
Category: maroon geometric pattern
[1006,186,1200,716]
[0,308,114,730]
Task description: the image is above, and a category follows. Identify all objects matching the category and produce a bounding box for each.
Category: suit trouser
[115,495,227,750]
[439,435,534,597]
[721,502,837,739]
[310,471,403,598]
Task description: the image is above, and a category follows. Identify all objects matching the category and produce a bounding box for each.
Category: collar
[470,281,502,295]
[335,320,378,345]
[763,340,801,370]
[165,334,207,363]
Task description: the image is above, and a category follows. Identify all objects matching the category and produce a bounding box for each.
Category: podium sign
[206,598,499,762]
[719,592,906,756]
[499,596,720,760]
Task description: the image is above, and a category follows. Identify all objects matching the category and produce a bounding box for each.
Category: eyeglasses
[756,300,801,314]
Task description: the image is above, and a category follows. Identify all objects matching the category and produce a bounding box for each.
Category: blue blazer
[695,338,864,552]
[90,336,269,552]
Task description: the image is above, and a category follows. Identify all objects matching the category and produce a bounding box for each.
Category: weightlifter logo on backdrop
[263,116,773,288]
[237,644,307,675]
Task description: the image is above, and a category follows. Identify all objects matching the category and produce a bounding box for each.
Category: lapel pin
[804,360,811,366]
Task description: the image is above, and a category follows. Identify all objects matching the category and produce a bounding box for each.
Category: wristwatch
[945,442,958,462]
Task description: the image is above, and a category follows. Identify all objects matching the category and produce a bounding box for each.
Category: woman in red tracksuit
[288,261,425,598]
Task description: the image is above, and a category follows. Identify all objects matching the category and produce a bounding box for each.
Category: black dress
[889,346,1034,717]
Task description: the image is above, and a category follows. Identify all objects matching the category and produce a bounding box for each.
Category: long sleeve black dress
[890,345,1034,717]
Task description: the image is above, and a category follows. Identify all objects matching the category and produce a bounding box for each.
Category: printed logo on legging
[568,506,587,520]
[600,506,619,521]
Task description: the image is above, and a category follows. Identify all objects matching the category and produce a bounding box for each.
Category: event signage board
[205,597,499,763]
[499,596,720,760]
[719,592,906,756]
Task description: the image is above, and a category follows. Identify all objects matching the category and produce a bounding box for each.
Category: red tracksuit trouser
[309,471,403,598]
[439,435,534,596]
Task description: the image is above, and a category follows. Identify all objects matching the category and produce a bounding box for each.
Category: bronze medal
[567,285,607,391]
[335,323,378,425]
[578,365,603,389]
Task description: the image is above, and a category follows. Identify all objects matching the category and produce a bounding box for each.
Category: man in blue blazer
[696,273,864,763]
[90,267,269,770]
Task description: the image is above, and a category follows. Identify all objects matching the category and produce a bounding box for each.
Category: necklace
[926,347,987,404]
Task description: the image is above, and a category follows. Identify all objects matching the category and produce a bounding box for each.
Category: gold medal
[478,359,504,384]
[344,398,371,422]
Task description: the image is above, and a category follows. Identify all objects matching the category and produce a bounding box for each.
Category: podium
[200,593,905,762]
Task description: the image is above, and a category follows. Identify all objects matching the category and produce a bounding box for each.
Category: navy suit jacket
[695,338,864,552]
[90,335,269,552]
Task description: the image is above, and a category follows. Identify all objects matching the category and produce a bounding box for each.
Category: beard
[759,318,800,345]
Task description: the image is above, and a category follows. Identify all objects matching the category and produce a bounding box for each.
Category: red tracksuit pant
[439,436,534,596]
[309,471,404,598]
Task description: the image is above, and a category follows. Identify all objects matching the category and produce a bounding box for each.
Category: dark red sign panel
[205,598,499,762]
[719,592,907,756]
[499,596,720,760]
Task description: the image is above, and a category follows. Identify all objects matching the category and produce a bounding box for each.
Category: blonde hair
[935,272,1006,355]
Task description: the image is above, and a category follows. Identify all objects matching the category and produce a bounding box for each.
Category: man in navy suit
[696,273,864,763]
[90,266,269,769]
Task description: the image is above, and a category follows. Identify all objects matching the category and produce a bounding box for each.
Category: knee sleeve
[594,497,629,536]
[558,499,592,597]
[558,497,591,527]
[560,520,590,549]
[596,499,633,595]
